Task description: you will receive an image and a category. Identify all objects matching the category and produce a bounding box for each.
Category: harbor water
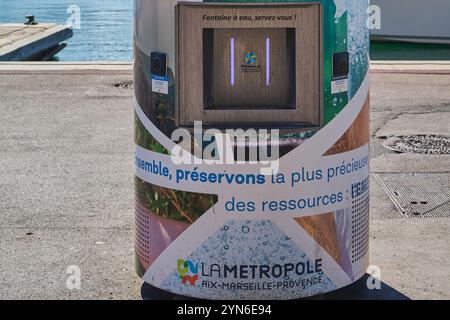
[1,0,449,61]
[0,0,133,61]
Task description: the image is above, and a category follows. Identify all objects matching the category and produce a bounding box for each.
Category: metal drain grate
[382,135,450,155]
[373,172,450,218]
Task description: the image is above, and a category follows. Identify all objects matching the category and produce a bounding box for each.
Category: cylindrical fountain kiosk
[134,0,370,300]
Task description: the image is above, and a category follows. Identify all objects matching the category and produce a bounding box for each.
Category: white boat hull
[371,0,450,44]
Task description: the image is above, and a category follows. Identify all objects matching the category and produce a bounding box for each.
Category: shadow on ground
[141,274,410,300]
[323,274,410,300]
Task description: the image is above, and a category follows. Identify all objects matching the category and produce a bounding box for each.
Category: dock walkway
[0,23,73,61]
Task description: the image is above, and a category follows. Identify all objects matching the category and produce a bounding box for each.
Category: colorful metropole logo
[177,259,199,286]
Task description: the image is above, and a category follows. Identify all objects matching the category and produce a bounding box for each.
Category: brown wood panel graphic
[295,213,341,265]
[325,96,370,156]
[176,3,322,127]
[295,95,370,267]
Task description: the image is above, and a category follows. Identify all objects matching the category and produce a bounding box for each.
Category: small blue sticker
[151,75,169,95]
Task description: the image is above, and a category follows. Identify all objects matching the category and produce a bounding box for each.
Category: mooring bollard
[134,0,370,300]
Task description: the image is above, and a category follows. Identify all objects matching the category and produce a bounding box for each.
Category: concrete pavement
[0,63,449,300]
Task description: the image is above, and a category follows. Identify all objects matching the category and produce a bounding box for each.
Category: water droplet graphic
[242,226,250,234]
[223,226,229,231]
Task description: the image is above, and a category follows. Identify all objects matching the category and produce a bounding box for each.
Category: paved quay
[0,62,449,300]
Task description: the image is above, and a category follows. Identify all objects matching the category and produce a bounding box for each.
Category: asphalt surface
[0,64,449,300]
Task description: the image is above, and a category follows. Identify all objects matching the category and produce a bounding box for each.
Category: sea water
[0,0,133,61]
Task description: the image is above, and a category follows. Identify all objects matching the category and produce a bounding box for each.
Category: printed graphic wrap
[134,0,370,299]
